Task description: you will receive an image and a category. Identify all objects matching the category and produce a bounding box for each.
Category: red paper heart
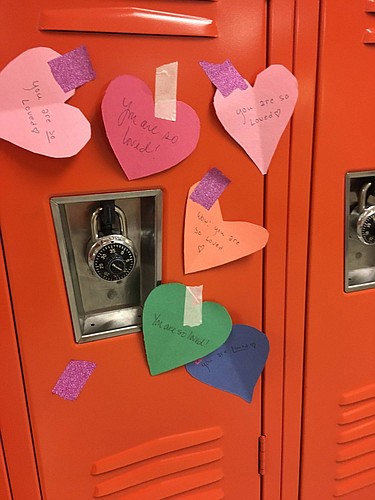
[102,75,200,180]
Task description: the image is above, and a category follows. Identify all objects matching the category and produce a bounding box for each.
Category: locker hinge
[258,435,266,475]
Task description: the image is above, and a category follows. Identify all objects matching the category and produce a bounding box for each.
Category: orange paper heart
[184,183,269,274]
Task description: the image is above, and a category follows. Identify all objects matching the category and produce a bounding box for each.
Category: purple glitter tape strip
[199,59,248,97]
[190,168,231,210]
[48,45,96,93]
[52,360,96,401]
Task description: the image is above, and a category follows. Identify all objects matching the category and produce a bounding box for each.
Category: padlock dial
[359,213,375,245]
[93,242,136,281]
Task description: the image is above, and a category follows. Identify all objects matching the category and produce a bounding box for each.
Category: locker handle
[39,7,218,37]
[365,0,375,13]
[363,27,375,43]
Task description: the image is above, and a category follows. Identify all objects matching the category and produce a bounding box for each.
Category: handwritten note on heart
[213,65,298,174]
[142,283,232,375]
[186,324,270,402]
[102,75,200,180]
[0,47,91,157]
[184,182,269,274]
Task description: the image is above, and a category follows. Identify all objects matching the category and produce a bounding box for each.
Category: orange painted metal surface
[300,0,375,498]
[0,1,269,498]
[280,1,321,499]
[0,236,41,499]
[2,1,350,498]
[263,1,296,499]
[39,7,218,38]
[0,438,11,500]
[263,2,322,499]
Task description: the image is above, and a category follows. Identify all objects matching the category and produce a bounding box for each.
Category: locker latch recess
[345,171,375,291]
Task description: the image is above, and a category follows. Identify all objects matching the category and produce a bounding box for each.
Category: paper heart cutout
[142,283,232,375]
[102,75,200,180]
[184,182,269,274]
[186,324,269,402]
[213,65,298,174]
[0,47,91,157]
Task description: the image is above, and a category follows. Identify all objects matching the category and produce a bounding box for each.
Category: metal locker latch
[51,190,162,342]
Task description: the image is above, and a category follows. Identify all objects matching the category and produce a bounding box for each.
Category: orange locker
[299,1,375,499]
[0,1,277,499]
[2,1,373,499]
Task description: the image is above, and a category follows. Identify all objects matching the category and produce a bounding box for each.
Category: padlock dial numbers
[360,213,375,245]
[93,243,136,281]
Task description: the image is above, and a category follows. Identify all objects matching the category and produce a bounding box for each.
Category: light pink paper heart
[101,75,200,180]
[184,183,269,274]
[0,47,91,157]
[214,65,298,174]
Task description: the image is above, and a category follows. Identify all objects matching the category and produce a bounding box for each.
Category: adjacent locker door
[0,1,267,498]
[300,1,375,499]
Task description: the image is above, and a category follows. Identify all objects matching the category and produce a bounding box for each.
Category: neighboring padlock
[356,182,375,245]
[87,205,137,281]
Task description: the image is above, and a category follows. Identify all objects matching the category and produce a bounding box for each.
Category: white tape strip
[154,61,178,121]
[183,285,203,327]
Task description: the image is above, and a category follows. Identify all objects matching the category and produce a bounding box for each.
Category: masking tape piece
[155,61,178,121]
[189,167,231,210]
[48,45,96,93]
[183,285,203,327]
[199,59,248,97]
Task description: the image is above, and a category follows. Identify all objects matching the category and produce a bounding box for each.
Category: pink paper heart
[0,47,91,157]
[184,183,269,274]
[101,75,200,180]
[213,65,298,174]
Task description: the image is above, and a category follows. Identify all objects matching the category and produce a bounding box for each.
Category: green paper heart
[143,283,232,375]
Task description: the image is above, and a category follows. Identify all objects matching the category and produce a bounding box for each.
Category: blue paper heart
[186,324,269,402]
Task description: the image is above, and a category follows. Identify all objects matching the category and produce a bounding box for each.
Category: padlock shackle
[91,205,128,241]
[99,200,117,236]
[358,182,373,213]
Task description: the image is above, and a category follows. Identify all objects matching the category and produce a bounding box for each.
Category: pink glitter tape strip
[52,360,96,401]
[48,45,96,93]
[199,59,248,97]
[190,168,231,210]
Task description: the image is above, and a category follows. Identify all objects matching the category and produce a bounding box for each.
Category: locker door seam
[0,235,43,499]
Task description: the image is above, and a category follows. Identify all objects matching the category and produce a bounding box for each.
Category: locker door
[0,1,267,498]
[0,438,11,500]
[0,234,41,499]
[300,1,375,499]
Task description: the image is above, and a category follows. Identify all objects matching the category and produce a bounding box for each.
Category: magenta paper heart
[0,47,91,157]
[102,75,200,180]
[213,65,298,174]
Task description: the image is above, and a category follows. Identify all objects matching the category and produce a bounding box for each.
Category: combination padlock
[87,205,137,281]
[356,182,375,245]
